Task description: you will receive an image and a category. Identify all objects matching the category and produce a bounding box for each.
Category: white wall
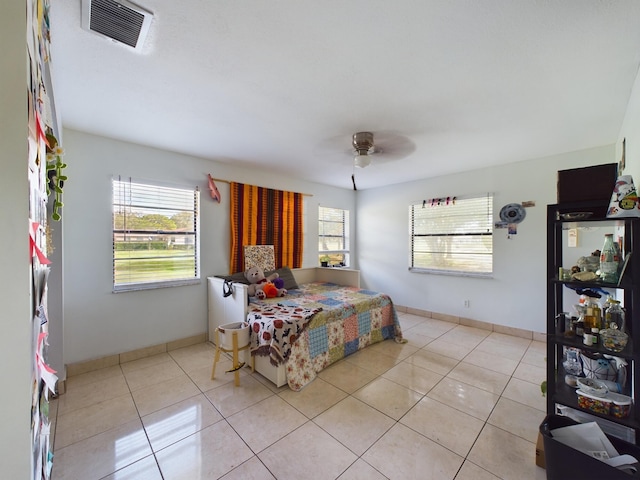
[62,129,355,365]
[356,145,617,334]
[0,1,34,477]
[618,65,640,183]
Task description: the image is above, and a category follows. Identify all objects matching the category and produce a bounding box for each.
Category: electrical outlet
[464,300,470,308]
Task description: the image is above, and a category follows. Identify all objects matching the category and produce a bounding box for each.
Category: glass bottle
[605,299,625,331]
[600,234,621,283]
[584,296,602,331]
[614,240,622,276]
[574,304,586,337]
[564,315,576,337]
[601,296,613,331]
[601,300,629,353]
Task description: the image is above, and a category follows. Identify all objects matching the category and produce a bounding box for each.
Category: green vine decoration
[45,133,67,221]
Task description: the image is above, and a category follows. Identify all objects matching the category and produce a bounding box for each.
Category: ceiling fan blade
[351,173,357,191]
[313,134,354,158]
[371,132,416,161]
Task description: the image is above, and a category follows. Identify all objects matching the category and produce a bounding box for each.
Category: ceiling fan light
[354,154,371,168]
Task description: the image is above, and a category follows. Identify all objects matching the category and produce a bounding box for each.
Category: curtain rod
[209,177,313,197]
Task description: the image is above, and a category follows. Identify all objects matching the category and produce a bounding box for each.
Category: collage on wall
[27,0,59,478]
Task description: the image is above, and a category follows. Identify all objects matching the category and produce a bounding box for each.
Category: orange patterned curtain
[230,182,304,273]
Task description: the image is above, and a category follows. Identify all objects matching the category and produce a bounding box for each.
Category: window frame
[318,206,350,267]
[409,193,493,277]
[112,177,201,292]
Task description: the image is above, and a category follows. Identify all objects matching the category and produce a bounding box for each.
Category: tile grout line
[52,318,546,479]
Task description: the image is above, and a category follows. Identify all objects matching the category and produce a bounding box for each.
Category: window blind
[112,177,200,291]
[410,194,493,276]
[318,206,350,266]
[319,206,349,252]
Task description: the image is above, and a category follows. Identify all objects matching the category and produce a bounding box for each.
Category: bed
[207,267,403,391]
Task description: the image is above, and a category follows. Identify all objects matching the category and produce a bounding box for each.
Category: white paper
[604,454,638,469]
[551,422,639,469]
[552,422,619,459]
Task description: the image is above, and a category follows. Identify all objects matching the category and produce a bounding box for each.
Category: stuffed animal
[262,282,279,298]
[244,266,287,299]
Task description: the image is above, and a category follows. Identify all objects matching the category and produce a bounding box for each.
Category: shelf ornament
[606,175,640,218]
[45,133,67,221]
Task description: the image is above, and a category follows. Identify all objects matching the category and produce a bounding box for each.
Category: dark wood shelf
[551,276,635,290]
[549,333,634,360]
[552,379,638,430]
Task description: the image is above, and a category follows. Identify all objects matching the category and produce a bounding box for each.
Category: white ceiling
[50,1,640,190]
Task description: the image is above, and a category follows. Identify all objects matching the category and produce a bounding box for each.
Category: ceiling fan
[349,131,415,190]
[313,130,415,190]
[352,131,375,169]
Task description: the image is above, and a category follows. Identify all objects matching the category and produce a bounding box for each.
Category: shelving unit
[546,200,640,443]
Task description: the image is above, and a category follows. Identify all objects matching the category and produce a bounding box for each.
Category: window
[409,194,493,276]
[112,177,200,292]
[318,206,350,267]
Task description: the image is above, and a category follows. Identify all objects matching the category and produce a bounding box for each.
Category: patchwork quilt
[247,282,403,391]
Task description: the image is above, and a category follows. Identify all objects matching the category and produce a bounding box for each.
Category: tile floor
[49,313,548,479]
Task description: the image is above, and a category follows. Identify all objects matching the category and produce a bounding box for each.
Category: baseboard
[65,306,545,380]
[56,379,66,396]
[395,304,544,341]
[66,333,207,378]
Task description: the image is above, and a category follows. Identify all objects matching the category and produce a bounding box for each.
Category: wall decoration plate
[499,203,526,224]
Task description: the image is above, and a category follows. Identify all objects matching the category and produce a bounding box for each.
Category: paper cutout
[37,304,48,326]
[208,174,221,202]
[29,221,51,265]
[35,110,49,148]
[35,332,57,396]
[28,120,38,173]
[424,197,457,207]
[33,265,50,308]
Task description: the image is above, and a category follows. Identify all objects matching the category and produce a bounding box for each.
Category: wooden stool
[211,327,254,386]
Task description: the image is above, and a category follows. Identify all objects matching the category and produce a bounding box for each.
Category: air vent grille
[82,0,153,51]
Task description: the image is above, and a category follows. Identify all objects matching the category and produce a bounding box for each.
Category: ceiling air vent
[81,0,153,51]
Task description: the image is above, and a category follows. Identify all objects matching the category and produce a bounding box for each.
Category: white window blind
[409,194,493,276]
[112,177,200,292]
[318,206,350,267]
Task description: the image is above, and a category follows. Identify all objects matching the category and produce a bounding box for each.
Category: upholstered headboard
[243,245,275,272]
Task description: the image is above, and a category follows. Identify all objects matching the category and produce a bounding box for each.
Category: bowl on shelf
[565,374,579,388]
[600,328,629,353]
[576,377,608,397]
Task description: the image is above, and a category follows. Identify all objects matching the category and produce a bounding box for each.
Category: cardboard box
[536,431,546,469]
[557,163,618,204]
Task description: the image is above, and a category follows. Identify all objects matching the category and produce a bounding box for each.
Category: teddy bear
[244,266,287,299]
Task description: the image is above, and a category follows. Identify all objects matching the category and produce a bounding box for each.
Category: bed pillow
[266,266,299,290]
